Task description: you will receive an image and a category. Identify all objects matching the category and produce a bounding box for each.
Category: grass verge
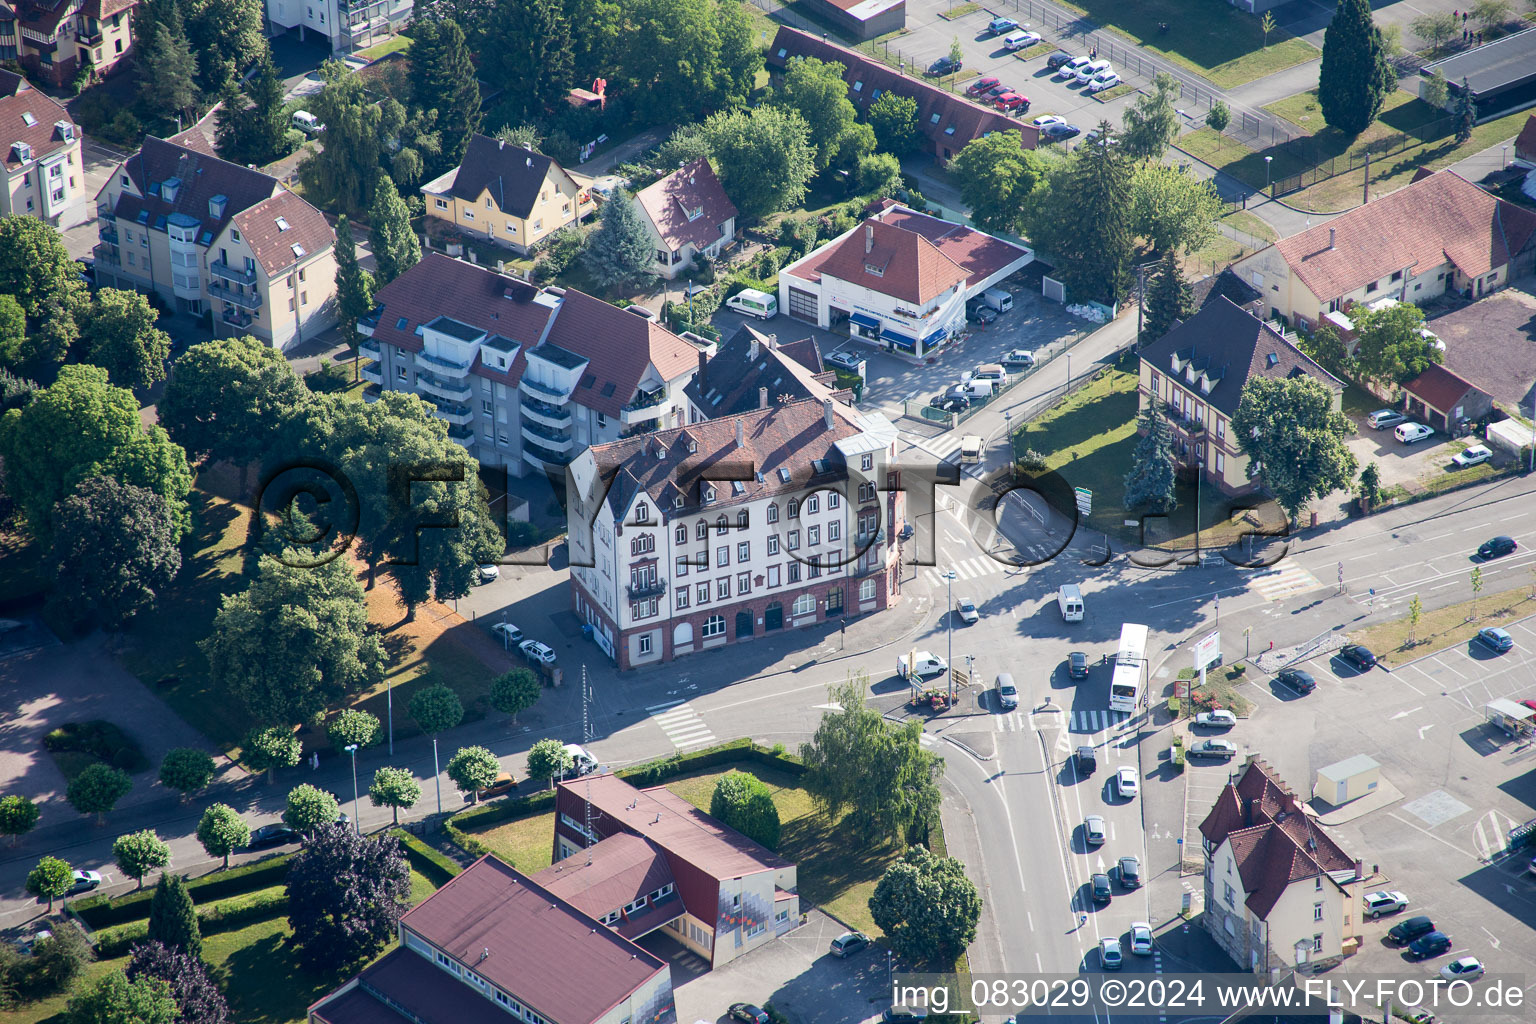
[1175,666,1254,716]
[1090,83,1136,103]
[354,34,412,60]
[939,2,981,18]
[1348,590,1536,668]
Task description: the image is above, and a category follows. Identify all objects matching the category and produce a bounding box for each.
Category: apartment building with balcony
[1136,296,1344,497]
[265,0,413,55]
[5,0,136,89]
[93,129,338,349]
[420,134,594,255]
[566,397,904,670]
[0,68,86,227]
[356,253,701,477]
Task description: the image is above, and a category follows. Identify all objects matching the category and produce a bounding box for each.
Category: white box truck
[959,435,984,463]
[1057,584,1084,622]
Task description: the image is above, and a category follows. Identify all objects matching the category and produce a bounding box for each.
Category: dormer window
[864,264,884,277]
[703,486,716,503]
[11,142,31,163]
[161,177,180,202]
[686,205,703,222]
[777,467,791,484]
[1199,376,1213,395]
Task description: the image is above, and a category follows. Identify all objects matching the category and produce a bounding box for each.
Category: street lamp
[943,570,957,704]
[344,743,360,835]
[1264,155,1273,195]
[1502,145,1509,171]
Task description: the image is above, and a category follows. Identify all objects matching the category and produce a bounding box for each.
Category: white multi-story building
[0,68,87,228]
[566,397,904,670]
[265,0,412,55]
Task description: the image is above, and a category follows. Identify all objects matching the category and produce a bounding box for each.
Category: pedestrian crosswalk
[919,732,937,747]
[921,555,1006,585]
[1245,562,1325,602]
[1070,710,1131,733]
[646,700,716,751]
[994,712,1027,732]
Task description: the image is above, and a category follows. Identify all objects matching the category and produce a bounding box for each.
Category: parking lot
[1343,407,1502,491]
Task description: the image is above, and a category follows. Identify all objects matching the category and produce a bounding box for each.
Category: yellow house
[1137,296,1343,497]
[1232,169,1536,334]
[420,134,594,255]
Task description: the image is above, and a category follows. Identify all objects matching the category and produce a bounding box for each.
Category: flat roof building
[1419,27,1536,118]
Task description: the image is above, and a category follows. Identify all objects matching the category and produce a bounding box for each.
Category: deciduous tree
[327,709,382,753]
[1,794,40,845]
[1411,12,1458,51]
[126,942,229,1024]
[112,830,171,890]
[869,845,981,965]
[195,803,250,869]
[67,764,132,825]
[47,476,182,630]
[949,131,1048,235]
[242,726,301,784]
[185,0,267,95]
[1318,0,1395,135]
[1141,250,1194,343]
[581,191,655,289]
[447,745,501,802]
[1471,0,1513,29]
[773,56,859,171]
[868,91,921,155]
[65,970,176,1024]
[146,873,201,958]
[1357,461,1382,510]
[525,737,573,789]
[157,748,216,800]
[299,60,406,213]
[159,335,309,469]
[0,215,81,318]
[1129,164,1223,254]
[1299,321,1352,376]
[1422,69,1449,109]
[286,826,410,969]
[1120,73,1180,161]
[284,784,341,836]
[1232,375,1358,523]
[1205,100,1231,137]
[1352,301,1441,386]
[699,106,816,220]
[368,767,421,825]
[30,921,94,993]
[1123,406,1179,516]
[709,770,781,849]
[26,856,73,911]
[489,668,541,724]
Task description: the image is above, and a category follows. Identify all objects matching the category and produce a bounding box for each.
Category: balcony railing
[98,226,118,244]
[519,377,573,401]
[92,244,120,267]
[625,579,667,600]
[416,371,473,403]
[623,387,667,412]
[433,402,474,425]
[208,260,258,286]
[360,362,383,384]
[417,349,472,375]
[207,281,262,310]
[521,422,574,452]
[524,441,575,469]
[447,423,475,448]
[522,397,573,429]
[221,308,253,329]
[96,203,115,221]
[76,28,102,45]
[358,339,382,360]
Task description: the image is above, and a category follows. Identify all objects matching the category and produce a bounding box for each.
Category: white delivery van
[959,435,984,463]
[981,287,1013,313]
[1057,584,1084,622]
[726,288,778,320]
[898,650,948,680]
[291,110,323,135]
[959,379,996,399]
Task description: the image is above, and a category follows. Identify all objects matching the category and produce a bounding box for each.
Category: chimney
[767,334,777,349]
[1328,228,1335,250]
[736,419,745,448]
[697,349,708,393]
[1353,859,1365,881]
[865,224,874,254]
[759,387,769,410]
[823,398,835,431]
[748,335,759,361]
[1246,799,1260,826]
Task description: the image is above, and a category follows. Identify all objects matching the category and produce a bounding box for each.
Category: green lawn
[463,809,558,874]
[354,33,412,60]
[1054,0,1317,88]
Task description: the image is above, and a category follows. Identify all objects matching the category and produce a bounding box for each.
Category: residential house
[565,397,904,669]
[633,158,737,280]
[0,68,86,227]
[1192,265,1264,319]
[1199,755,1366,973]
[358,253,701,477]
[5,0,136,89]
[1232,169,1536,333]
[1401,363,1494,433]
[93,129,338,349]
[1137,296,1345,497]
[779,201,1032,358]
[549,772,799,969]
[264,0,413,55]
[307,855,677,1024]
[765,27,1040,164]
[683,324,849,423]
[420,133,594,255]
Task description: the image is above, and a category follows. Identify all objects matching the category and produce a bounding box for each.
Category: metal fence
[1268,113,1455,197]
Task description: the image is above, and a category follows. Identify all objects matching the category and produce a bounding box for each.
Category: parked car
[1477,627,1514,653]
[1091,872,1112,903]
[966,76,1001,96]
[883,1008,928,1024]
[930,390,970,412]
[1452,444,1492,468]
[1276,667,1316,694]
[1362,891,1409,918]
[1041,123,1081,143]
[1394,422,1434,444]
[826,350,862,371]
[476,563,500,584]
[1188,739,1238,759]
[1045,51,1077,69]
[956,598,980,624]
[966,302,999,324]
[1195,710,1237,729]
[1084,814,1106,845]
[1002,349,1036,367]
[1087,70,1121,93]
[830,931,872,958]
[1068,651,1088,679]
[1115,765,1139,799]
[491,622,523,645]
[984,82,1014,99]
[243,823,301,850]
[927,56,962,76]
[1367,409,1407,429]
[1118,855,1141,889]
[1075,745,1097,774]
[1032,113,1067,128]
[1441,956,1484,982]
[1387,915,1436,945]
[1082,127,1120,146]
[1338,644,1377,670]
[1075,59,1111,84]
[1129,922,1154,955]
[1406,931,1453,960]
[75,257,95,285]
[987,15,1019,34]
[476,772,516,800]
[730,1005,771,1024]
[68,870,102,895]
[520,639,557,665]
[1055,56,1092,79]
[1478,535,1518,559]
[1099,936,1123,970]
[1004,30,1042,50]
[994,92,1028,112]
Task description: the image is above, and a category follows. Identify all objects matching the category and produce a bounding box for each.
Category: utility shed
[1486,698,1536,739]
[1313,754,1382,805]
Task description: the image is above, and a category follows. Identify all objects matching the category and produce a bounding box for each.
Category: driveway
[1344,412,1497,492]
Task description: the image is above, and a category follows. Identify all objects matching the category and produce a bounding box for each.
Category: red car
[966,76,1000,97]
[1521,700,1536,712]
[994,92,1029,112]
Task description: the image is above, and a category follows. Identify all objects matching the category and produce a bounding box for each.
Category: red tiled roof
[766,27,1040,154]
[530,833,678,937]
[800,219,969,304]
[1517,114,1536,163]
[367,253,555,385]
[312,950,506,1024]
[230,190,334,276]
[400,856,667,1024]
[541,290,699,418]
[776,336,824,374]
[1402,362,1484,412]
[562,773,794,881]
[111,135,280,246]
[0,69,75,172]
[634,158,737,253]
[1272,170,1536,303]
[873,203,1031,287]
[85,0,136,18]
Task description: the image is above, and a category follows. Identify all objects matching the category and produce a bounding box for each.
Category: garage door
[787,287,818,322]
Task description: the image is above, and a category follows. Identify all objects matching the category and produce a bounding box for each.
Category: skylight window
[777,467,792,483]
[275,217,291,231]
[291,243,306,258]
[22,112,36,126]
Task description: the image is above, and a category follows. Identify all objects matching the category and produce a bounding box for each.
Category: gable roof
[366,253,556,385]
[871,201,1032,286]
[766,27,1040,155]
[540,290,700,417]
[531,833,680,940]
[312,949,509,1024]
[0,69,76,172]
[1137,296,1344,417]
[446,134,564,219]
[797,218,970,304]
[400,856,667,1024]
[684,324,845,417]
[776,336,825,373]
[1193,266,1264,313]
[229,190,334,275]
[110,135,280,245]
[1270,170,1536,303]
[634,158,738,252]
[1402,361,1486,412]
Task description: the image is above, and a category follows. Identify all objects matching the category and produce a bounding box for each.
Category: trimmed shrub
[43,721,149,773]
[72,855,293,929]
[390,829,461,887]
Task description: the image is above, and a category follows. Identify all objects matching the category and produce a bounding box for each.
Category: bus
[1109,623,1149,713]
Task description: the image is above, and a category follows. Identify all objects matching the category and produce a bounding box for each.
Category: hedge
[71,854,294,929]
[94,889,289,957]
[390,829,461,887]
